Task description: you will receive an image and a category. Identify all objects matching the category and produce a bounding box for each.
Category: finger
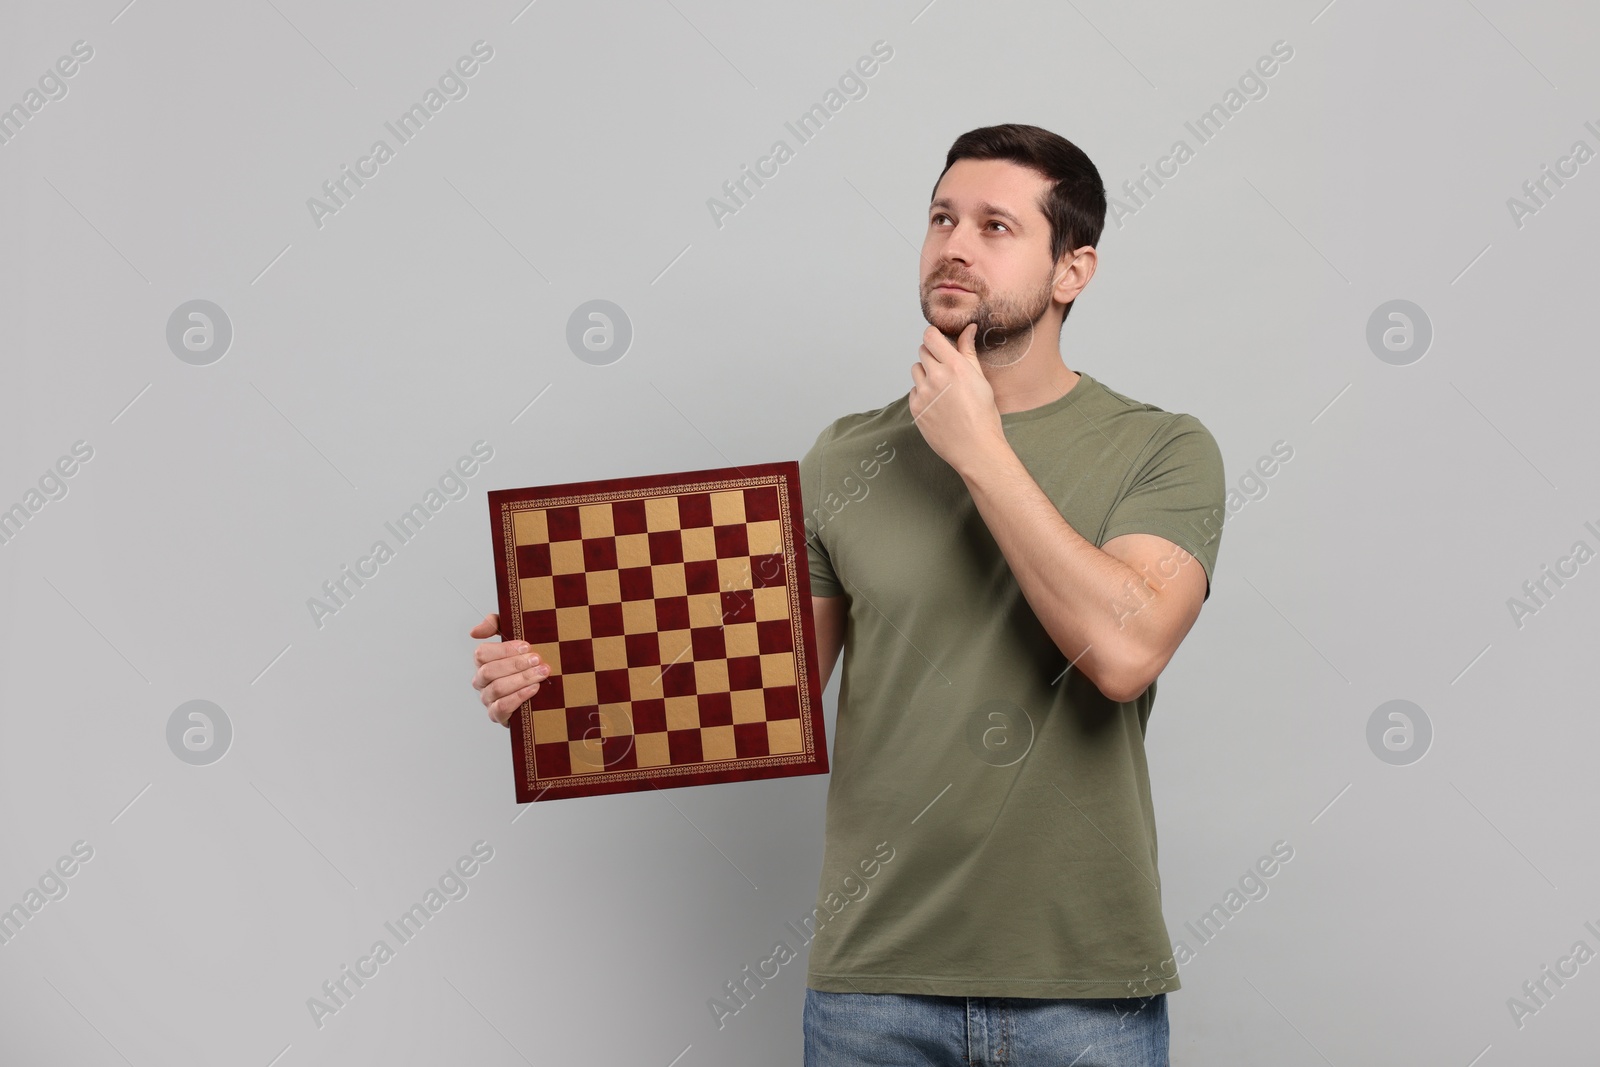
[490,687,527,726]
[475,636,531,667]
[469,612,500,638]
[911,360,931,401]
[486,681,537,723]
[490,678,544,725]
[491,686,528,726]
[473,650,546,692]
[923,326,958,363]
[497,699,526,728]
[958,322,978,358]
[483,662,551,703]
[470,659,547,700]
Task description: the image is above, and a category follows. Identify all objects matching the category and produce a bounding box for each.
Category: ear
[1053,246,1098,304]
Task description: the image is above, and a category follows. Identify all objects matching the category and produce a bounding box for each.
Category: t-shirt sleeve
[798,423,844,598]
[1099,413,1226,601]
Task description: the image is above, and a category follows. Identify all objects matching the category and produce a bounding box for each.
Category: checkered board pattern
[487,461,828,803]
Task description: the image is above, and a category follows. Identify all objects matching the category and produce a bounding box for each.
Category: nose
[923,222,979,290]
[933,223,985,281]
[940,224,977,264]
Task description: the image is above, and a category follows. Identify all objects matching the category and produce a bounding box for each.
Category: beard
[920,266,1056,367]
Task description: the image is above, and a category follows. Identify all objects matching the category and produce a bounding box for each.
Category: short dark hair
[932,124,1107,318]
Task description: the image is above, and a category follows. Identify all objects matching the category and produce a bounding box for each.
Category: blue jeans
[803,988,1169,1066]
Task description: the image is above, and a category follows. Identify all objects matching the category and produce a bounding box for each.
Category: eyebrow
[929,197,1024,229]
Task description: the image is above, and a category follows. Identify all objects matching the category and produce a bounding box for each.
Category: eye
[928,213,1009,233]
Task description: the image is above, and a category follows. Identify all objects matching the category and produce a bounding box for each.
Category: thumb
[470,612,500,638]
[959,322,979,360]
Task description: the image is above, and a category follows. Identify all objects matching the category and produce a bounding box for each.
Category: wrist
[956,432,1017,484]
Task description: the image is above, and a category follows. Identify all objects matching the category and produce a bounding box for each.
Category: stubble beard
[921,268,1056,369]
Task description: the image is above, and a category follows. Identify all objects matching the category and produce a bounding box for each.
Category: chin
[924,309,970,334]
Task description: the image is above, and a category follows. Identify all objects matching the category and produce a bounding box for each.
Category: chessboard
[487,461,828,803]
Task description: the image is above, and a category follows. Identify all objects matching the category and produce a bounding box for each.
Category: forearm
[957,442,1159,698]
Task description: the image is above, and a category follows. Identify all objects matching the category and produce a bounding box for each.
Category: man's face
[920,157,1060,364]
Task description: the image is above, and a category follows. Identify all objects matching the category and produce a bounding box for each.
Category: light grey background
[2,0,1596,1063]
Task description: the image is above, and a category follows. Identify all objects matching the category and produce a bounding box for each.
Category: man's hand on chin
[908,322,1007,477]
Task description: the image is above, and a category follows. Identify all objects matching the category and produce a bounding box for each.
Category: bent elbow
[1059,637,1160,703]
[1096,677,1147,704]
[1095,652,1159,704]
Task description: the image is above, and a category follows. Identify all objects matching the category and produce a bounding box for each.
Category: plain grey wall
[3,0,1597,1063]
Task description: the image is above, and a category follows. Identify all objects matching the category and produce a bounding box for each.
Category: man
[471,124,1224,1066]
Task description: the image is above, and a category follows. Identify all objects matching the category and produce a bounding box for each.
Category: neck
[981,344,1080,414]
[965,304,1079,415]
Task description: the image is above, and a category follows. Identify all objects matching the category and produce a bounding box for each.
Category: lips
[933,281,973,293]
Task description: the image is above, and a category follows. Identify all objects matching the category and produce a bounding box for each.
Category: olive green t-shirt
[798,369,1225,999]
